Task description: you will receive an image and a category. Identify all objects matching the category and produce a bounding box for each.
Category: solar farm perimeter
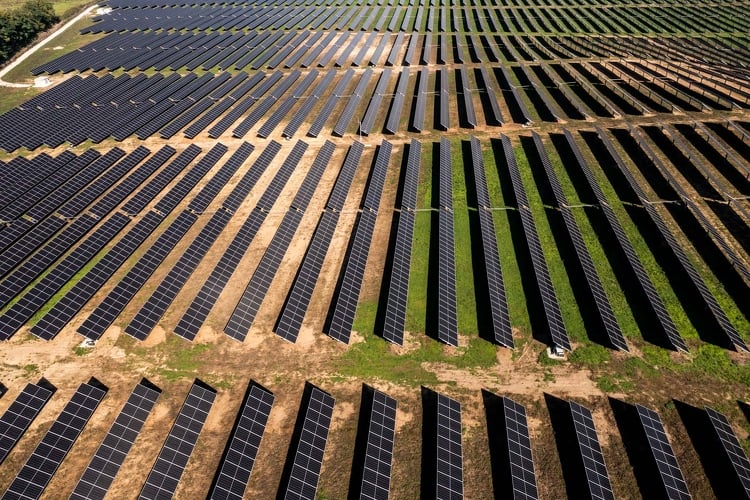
[1,0,750,498]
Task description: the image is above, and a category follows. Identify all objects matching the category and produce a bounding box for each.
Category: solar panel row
[534,132,626,351]
[382,140,420,345]
[469,137,513,348]
[70,380,160,500]
[384,68,410,134]
[209,383,275,500]
[565,131,686,352]
[436,138,458,347]
[501,396,538,500]
[275,142,364,343]
[359,389,397,500]
[569,401,614,500]
[436,392,463,499]
[705,406,750,497]
[4,381,107,500]
[501,134,570,351]
[328,141,392,343]
[282,386,335,500]
[0,382,54,466]
[635,404,691,500]
[139,381,216,500]
[224,142,333,341]
[174,141,304,341]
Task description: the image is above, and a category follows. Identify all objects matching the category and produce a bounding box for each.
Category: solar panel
[412,68,428,132]
[436,392,463,500]
[4,381,107,500]
[139,382,216,500]
[501,134,570,351]
[384,69,409,135]
[362,140,393,211]
[174,141,302,341]
[439,69,451,131]
[533,132,626,351]
[352,32,378,66]
[590,128,744,351]
[0,213,131,341]
[282,386,335,500]
[70,380,161,500]
[478,66,504,126]
[333,69,373,137]
[437,138,458,347]
[382,140,420,345]
[564,131,685,352]
[469,137,512,348]
[308,69,353,138]
[209,383,275,500]
[78,211,198,340]
[569,401,614,500]
[459,67,477,128]
[0,382,54,466]
[386,32,404,66]
[501,397,538,500]
[283,69,336,138]
[275,212,339,344]
[359,389,397,500]
[224,143,332,341]
[635,404,691,500]
[404,34,419,66]
[326,142,365,212]
[360,69,392,136]
[327,210,378,344]
[0,149,103,222]
[705,406,750,496]
[328,141,392,344]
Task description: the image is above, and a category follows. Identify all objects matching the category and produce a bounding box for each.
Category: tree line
[0,0,59,64]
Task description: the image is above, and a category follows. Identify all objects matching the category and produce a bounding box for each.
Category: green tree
[0,0,58,64]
